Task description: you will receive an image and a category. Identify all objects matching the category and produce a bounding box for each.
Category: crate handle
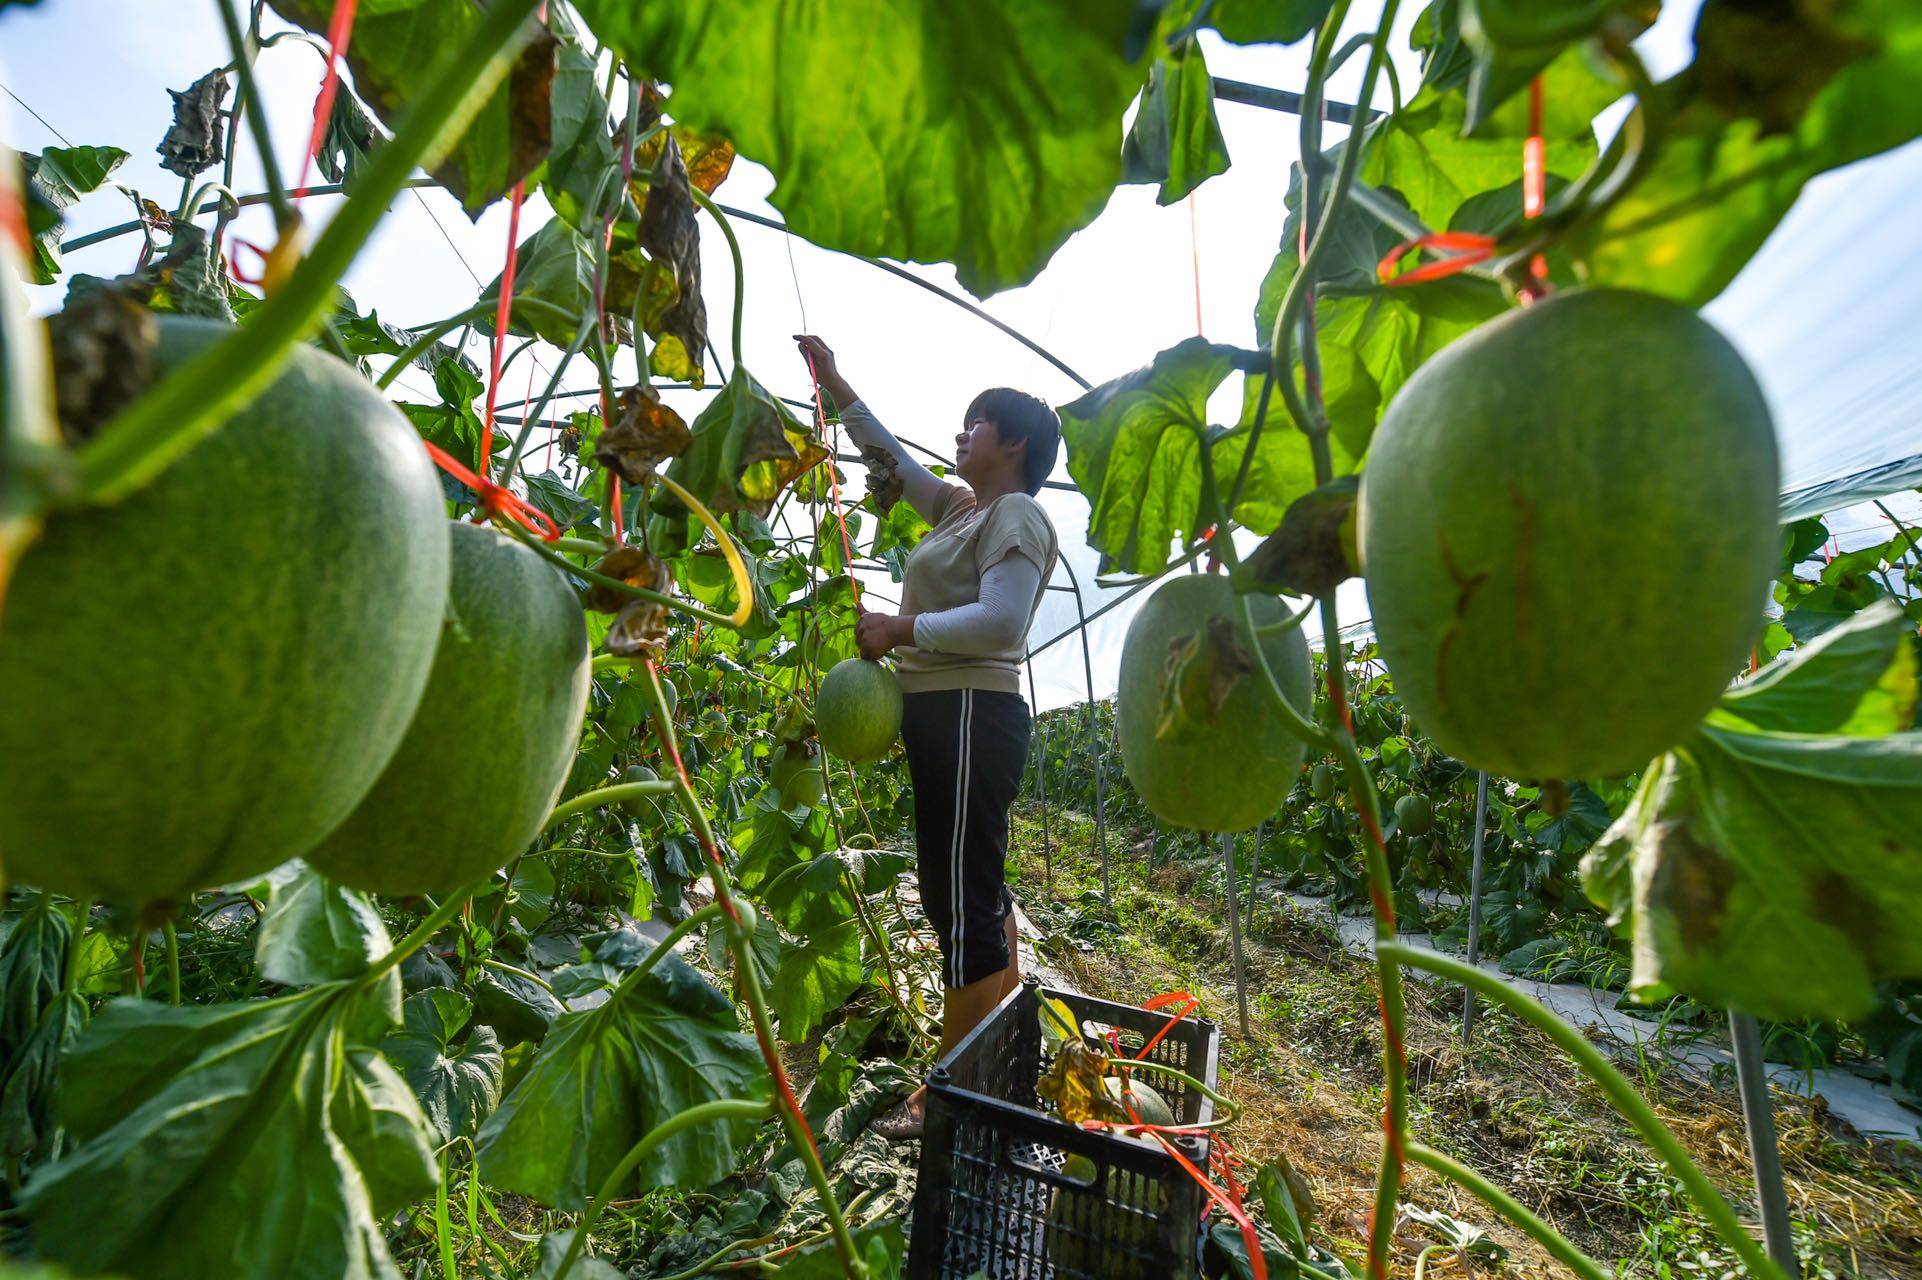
[1006,1146,1102,1192]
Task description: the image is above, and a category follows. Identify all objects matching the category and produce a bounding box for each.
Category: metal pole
[1055,554,1111,902]
[1220,833,1252,1039]
[1730,1011,1801,1277]
[1461,770,1490,1047]
[1026,658,1053,888]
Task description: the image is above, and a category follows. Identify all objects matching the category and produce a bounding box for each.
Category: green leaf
[1121,38,1230,204]
[1583,728,1922,1020]
[253,860,393,988]
[266,0,558,215]
[663,366,829,520]
[1,991,85,1164]
[532,1231,624,1280]
[1204,0,1334,46]
[475,951,765,1208]
[1360,93,1595,234]
[0,898,69,1060]
[542,36,630,232]
[472,964,565,1047]
[1058,337,1236,575]
[21,145,128,284]
[1713,600,1918,737]
[380,989,504,1144]
[23,985,435,1280]
[574,0,1147,296]
[313,82,385,189]
[479,217,626,348]
[1577,8,1922,304]
[771,922,863,1044]
[522,470,599,533]
[758,850,863,935]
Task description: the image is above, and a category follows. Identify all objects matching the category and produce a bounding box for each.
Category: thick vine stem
[636,659,869,1279]
[1382,943,1791,1280]
[541,778,677,832]
[550,1097,775,1280]
[1238,594,1331,752]
[1404,1143,1611,1280]
[361,884,488,986]
[70,0,545,505]
[688,189,746,367]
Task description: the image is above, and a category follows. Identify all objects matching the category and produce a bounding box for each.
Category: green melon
[1310,762,1336,802]
[814,658,902,763]
[1116,574,1313,833]
[622,765,666,824]
[1103,1074,1176,1127]
[306,522,590,896]
[1046,1152,1168,1278]
[769,740,827,808]
[1358,289,1778,779]
[0,317,448,905]
[1394,793,1433,838]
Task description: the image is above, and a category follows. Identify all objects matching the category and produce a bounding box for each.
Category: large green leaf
[1058,338,1236,575]
[380,989,504,1144]
[1583,728,1922,1020]
[474,951,765,1208]
[266,0,556,215]
[22,985,434,1280]
[1576,5,1922,305]
[574,0,1147,296]
[771,922,863,1045]
[1713,600,1918,737]
[1362,94,1595,234]
[1121,38,1230,204]
[664,367,829,520]
[20,145,127,284]
[1205,0,1334,46]
[253,860,393,988]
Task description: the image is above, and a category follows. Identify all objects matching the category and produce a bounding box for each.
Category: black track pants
[900,688,1032,989]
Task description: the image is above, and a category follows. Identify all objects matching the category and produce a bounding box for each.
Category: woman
[795,334,1061,1140]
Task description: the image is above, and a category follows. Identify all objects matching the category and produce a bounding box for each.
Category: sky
[4,1,1919,710]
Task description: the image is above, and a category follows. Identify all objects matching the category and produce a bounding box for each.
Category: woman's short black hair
[965,387,1061,496]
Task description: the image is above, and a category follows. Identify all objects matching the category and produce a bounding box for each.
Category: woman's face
[955,415,1013,488]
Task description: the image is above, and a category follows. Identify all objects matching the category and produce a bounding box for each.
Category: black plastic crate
[908,980,1222,1279]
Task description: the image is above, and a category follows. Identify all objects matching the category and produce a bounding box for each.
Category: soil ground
[1001,802,1922,1280]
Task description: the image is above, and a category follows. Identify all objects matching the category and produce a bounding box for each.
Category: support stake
[1461,769,1489,1048]
[1220,832,1252,1039]
[1730,1010,1800,1278]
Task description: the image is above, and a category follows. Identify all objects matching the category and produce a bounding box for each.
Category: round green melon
[622,765,665,824]
[1310,762,1336,802]
[306,522,590,896]
[1394,793,1433,838]
[1103,1075,1176,1127]
[1358,289,1778,779]
[814,658,901,763]
[1046,1152,1167,1278]
[1116,574,1313,833]
[0,317,449,905]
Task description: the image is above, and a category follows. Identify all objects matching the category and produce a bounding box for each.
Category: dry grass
[1009,806,1922,1280]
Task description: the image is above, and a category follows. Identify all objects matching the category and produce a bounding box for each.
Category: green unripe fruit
[814,658,902,763]
[1310,763,1336,802]
[0,317,449,905]
[1103,1075,1176,1127]
[307,522,591,895]
[1394,793,1433,838]
[1117,575,1312,833]
[622,765,665,823]
[1358,290,1778,779]
[1045,1151,1168,1278]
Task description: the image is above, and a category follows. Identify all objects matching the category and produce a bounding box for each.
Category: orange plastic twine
[481,182,527,473]
[1188,190,1205,337]
[802,351,865,616]
[422,440,561,541]
[291,0,360,200]
[1378,75,1549,295]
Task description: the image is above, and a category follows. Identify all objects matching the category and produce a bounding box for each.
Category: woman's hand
[857,611,916,660]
